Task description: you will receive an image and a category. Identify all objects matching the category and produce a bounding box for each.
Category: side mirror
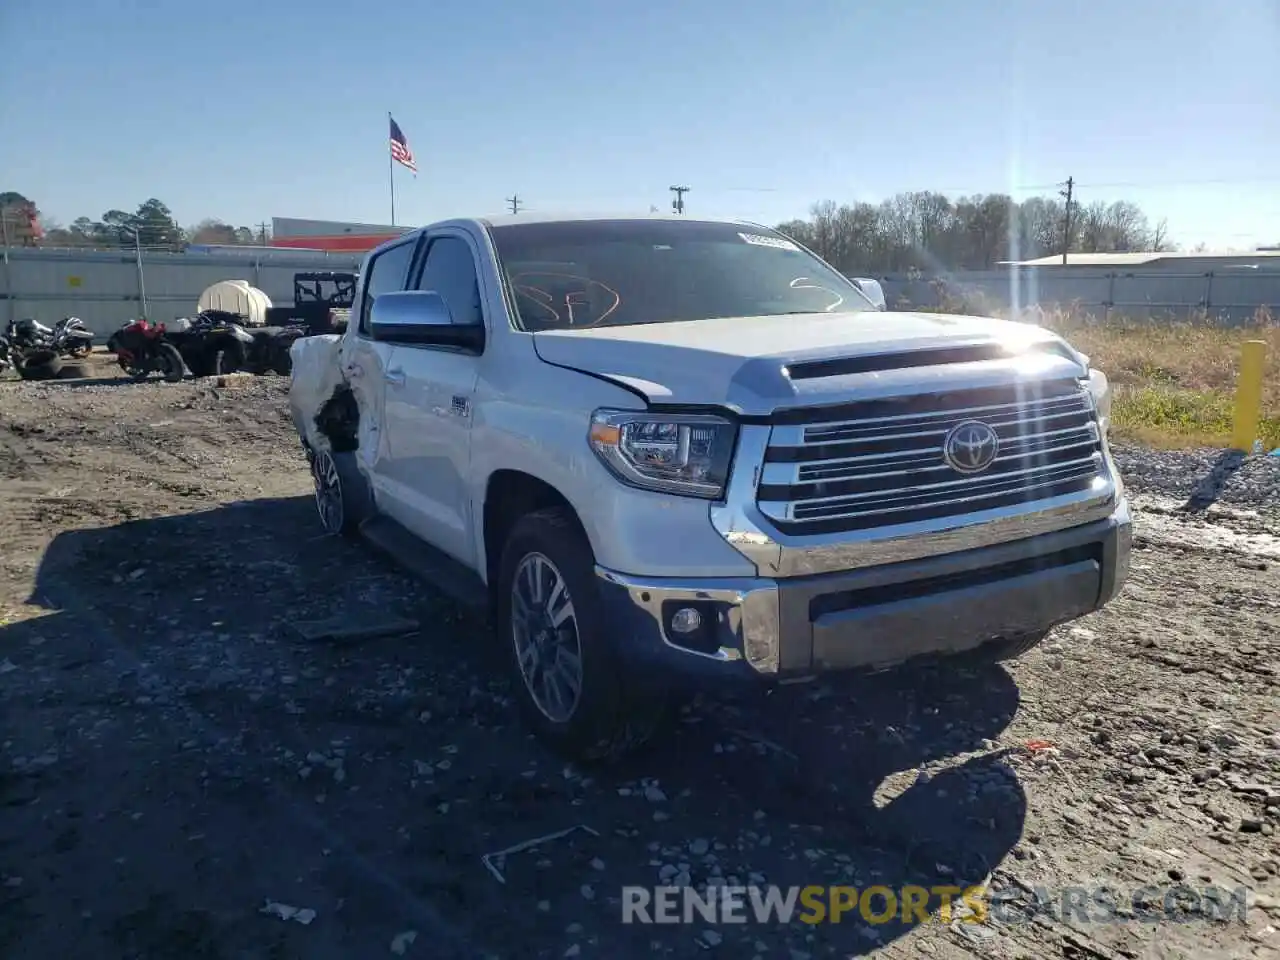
[852,278,887,311]
[369,290,484,352]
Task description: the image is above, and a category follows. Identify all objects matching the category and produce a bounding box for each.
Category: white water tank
[197,280,273,326]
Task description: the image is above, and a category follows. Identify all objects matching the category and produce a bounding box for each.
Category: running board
[358,515,489,609]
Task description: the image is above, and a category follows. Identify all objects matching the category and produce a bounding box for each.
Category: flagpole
[388,111,396,226]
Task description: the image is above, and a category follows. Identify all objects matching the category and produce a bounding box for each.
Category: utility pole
[506,195,522,215]
[1059,177,1074,265]
[669,185,690,215]
[257,222,269,245]
[123,226,148,319]
[1,209,13,326]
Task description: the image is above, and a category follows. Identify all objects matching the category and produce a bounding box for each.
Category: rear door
[378,230,486,566]
[337,236,420,500]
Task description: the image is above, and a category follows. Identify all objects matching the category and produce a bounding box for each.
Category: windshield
[487,219,876,331]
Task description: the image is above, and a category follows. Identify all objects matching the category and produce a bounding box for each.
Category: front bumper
[595,498,1131,689]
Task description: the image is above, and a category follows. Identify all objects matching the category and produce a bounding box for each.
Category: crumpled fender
[288,334,347,452]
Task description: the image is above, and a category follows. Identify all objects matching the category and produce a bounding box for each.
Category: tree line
[4,188,1178,271]
[0,192,266,250]
[777,193,1174,274]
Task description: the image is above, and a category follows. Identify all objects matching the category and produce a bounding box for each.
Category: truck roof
[475,212,763,229]
[363,213,774,258]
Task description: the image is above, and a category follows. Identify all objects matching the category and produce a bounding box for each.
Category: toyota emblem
[943,420,1000,474]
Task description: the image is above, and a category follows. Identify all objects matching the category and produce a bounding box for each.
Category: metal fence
[5,245,1280,338]
[1,246,364,336]
[878,268,1280,324]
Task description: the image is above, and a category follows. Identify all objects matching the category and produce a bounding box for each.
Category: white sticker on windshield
[739,232,799,251]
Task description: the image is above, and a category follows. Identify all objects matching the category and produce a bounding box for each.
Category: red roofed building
[271,217,411,253]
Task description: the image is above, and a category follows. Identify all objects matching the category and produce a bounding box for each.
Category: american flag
[389,115,417,173]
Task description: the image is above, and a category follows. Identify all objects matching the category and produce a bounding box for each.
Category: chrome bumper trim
[594,567,782,675]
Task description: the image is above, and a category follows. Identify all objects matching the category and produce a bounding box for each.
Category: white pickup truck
[289,214,1131,761]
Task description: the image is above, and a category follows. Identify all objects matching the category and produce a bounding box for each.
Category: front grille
[757,379,1105,535]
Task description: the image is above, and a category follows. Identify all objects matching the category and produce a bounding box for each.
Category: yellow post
[1231,339,1268,452]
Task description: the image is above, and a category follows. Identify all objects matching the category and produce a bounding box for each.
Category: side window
[415,236,484,326]
[358,240,417,334]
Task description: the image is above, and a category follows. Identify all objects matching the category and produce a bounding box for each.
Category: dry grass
[1038,308,1280,451]
[913,284,1280,451]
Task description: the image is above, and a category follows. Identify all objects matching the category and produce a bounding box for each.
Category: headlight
[588,410,737,498]
[1086,368,1112,430]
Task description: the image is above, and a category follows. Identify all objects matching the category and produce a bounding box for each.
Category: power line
[506,195,522,215]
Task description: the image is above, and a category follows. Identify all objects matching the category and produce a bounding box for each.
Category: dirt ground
[1,361,1278,960]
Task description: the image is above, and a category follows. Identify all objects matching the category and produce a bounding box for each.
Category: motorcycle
[54,317,94,358]
[107,318,186,382]
[2,318,89,380]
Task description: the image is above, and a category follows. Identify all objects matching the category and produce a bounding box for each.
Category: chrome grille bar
[758,381,1105,535]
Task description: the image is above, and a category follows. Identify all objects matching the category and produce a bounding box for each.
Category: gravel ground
[1111,442,1280,513]
[1,367,1278,960]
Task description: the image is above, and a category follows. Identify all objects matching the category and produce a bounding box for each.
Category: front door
[378,231,485,567]
[337,236,420,500]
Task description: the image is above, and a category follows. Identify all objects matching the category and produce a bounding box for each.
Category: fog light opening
[660,600,724,656]
[669,607,702,635]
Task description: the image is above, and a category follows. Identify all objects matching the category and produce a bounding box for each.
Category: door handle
[384,369,406,386]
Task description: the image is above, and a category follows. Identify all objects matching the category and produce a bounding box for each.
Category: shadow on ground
[1,497,1027,958]
[1182,449,1246,512]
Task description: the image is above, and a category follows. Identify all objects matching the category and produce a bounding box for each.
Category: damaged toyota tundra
[288,214,1131,761]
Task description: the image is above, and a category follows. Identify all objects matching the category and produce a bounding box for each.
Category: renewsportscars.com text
[621,884,1251,926]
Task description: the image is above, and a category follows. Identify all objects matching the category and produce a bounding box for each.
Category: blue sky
[2,0,1277,249]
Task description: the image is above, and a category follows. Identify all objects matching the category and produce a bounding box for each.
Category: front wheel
[497,508,670,763]
[156,342,186,382]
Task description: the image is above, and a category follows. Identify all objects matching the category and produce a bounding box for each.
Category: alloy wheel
[510,552,583,723]
[311,451,344,534]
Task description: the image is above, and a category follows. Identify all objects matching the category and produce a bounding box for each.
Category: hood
[531,311,1087,416]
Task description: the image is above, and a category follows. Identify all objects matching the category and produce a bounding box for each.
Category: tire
[270,347,292,377]
[16,356,62,381]
[185,351,213,378]
[497,508,670,763]
[976,629,1050,663]
[309,448,372,537]
[55,363,89,380]
[118,355,149,380]
[157,343,186,382]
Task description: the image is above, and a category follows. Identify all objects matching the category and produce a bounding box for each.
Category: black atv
[171,310,307,378]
